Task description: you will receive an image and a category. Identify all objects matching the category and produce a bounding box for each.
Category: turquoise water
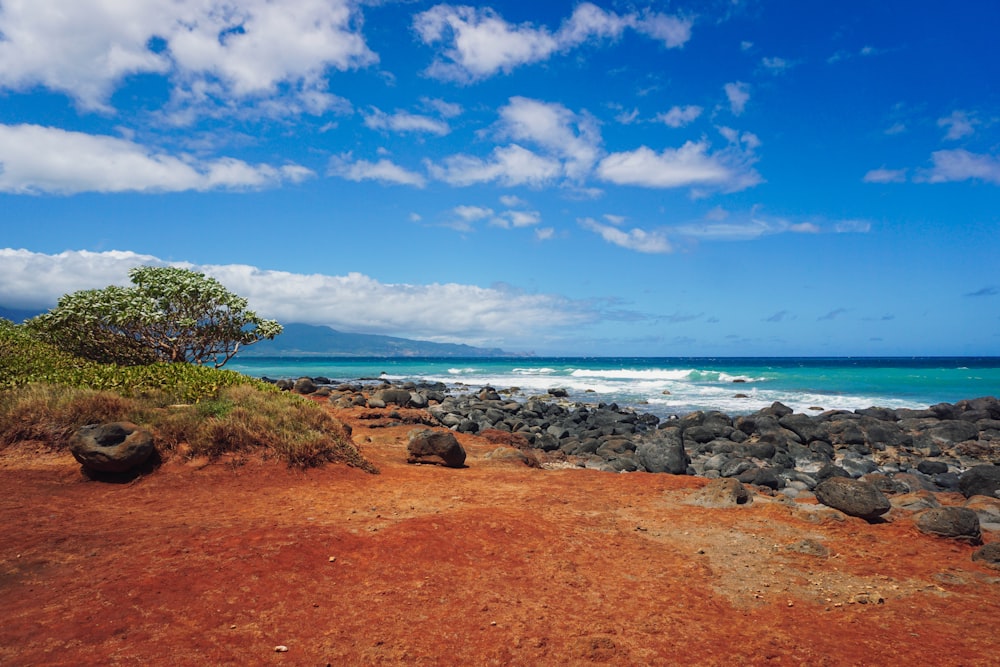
[226,357,1000,417]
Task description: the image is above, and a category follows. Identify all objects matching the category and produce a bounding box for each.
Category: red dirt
[2,405,998,666]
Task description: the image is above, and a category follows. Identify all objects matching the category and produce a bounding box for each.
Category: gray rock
[814,477,891,521]
[926,420,980,445]
[636,429,688,474]
[916,460,949,475]
[914,507,982,545]
[971,543,1000,569]
[292,377,317,394]
[406,429,467,468]
[959,465,1000,499]
[375,388,412,407]
[70,422,155,473]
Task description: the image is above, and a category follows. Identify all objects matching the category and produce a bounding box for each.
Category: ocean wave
[512,367,558,375]
[570,368,766,383]
[447,367,480,375]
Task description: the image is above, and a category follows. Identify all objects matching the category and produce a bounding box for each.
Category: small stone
[274,645,289,652]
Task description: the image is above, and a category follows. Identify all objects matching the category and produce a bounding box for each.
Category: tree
[28,266,283,368]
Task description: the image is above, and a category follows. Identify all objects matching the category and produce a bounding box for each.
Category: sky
[0,0,998,356]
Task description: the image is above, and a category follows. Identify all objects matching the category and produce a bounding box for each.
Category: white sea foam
[447,367,479,375]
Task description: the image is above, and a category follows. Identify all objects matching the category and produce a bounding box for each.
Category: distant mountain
[241,322,522,357]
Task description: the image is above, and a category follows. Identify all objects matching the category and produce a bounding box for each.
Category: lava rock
[70,422,155,473]
[636,428,688,474]
[406,429,467,468]
[914,507,983,545]
[686,478,752,508]
[814,477,891,521]
[959,465,1000,499]
[971,543,1000,569]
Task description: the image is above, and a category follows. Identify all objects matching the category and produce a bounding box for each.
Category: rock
[926,420,980,445]
[375,388,412,407]
[917,460,949,475]
[636,429,688,474]
[889,491,941,513]
[292,377,317,394]
[914,508,982,545]
[686,478,752,508]
[814,477,891,521]
[959,465,1000,499]
[70,422,155,473]
[547,388,569,398]
[971,543,1000,569]
[786,539,831,558]
[406,429,467,468]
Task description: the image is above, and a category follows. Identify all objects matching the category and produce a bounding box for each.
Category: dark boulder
[406,429,467,468]
[926,420,980,445]
[376,388,413,407]
[636,428,688,474]
[292,377,317,394]
[959,466,1000,499]
[916,460,949,475]
[972,543,1000,570]
[814,477,891,521]
[914,507,982,545]
[70,422,155,473]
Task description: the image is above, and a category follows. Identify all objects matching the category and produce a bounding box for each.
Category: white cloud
[761,56,791,73]
[596,138,761,192]
[420,97,463,118]
[0,0,376,114]
[863,167,907,183]
[834,220,872,233]
[937,110,978,140]
[414,3,691,83]
[0,123,312,194]
[426,144,562,187]
[328,154,426,187]
[453,205,494,221]
[363,107,450,135]
[724,82,750,115]
[0,248,593,345]
[535,227,555,241]
[579,218,672,254]
[499,195,527,207]
[656,105,703,128]
[497,97,601,179]
[495,210,542,228]
[919,149,1000,185]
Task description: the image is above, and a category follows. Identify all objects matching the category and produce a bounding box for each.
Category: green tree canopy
[28,266,282,368]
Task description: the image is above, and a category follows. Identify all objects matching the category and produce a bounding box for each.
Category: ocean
[226,357,1000,419]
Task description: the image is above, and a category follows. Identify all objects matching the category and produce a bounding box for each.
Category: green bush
[0,319,377,471]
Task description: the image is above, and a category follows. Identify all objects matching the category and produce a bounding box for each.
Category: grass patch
[0,319,377,472]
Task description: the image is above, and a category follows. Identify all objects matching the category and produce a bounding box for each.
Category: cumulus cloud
[761,56,792,73]
[0,248,594,345]
[328,154,426,187]
[919,149,1000,184]
[426,144,561,187]
[596,133,761,193]
[938,110,978,140]
[413,3,691,83]
[863,167,907,183]
[496,97,601,179]
[0,0,376,114]
[0,123,312,194]
[579,217,672,254]
[724,82,750,115]
[363,107,451,135]
[656,105,703,128]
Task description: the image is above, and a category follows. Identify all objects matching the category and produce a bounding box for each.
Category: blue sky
[0,0,997,356]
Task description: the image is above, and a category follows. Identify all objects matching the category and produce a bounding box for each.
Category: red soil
[2,405,998,666]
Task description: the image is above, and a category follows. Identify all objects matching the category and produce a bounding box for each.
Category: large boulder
[375,388,413,407]
[959,465,1000,499]
[406,429,467,468]
[814,477,891,521]
[70,422,155,473]
[636,428,688,474]
[914,508,982,545]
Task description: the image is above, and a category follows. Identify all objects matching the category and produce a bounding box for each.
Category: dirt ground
[2,405,999,666]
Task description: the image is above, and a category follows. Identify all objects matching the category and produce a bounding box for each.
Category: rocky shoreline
[273,375,1000,503]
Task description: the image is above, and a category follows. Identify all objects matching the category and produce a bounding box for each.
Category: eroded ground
[1,406,998,666]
